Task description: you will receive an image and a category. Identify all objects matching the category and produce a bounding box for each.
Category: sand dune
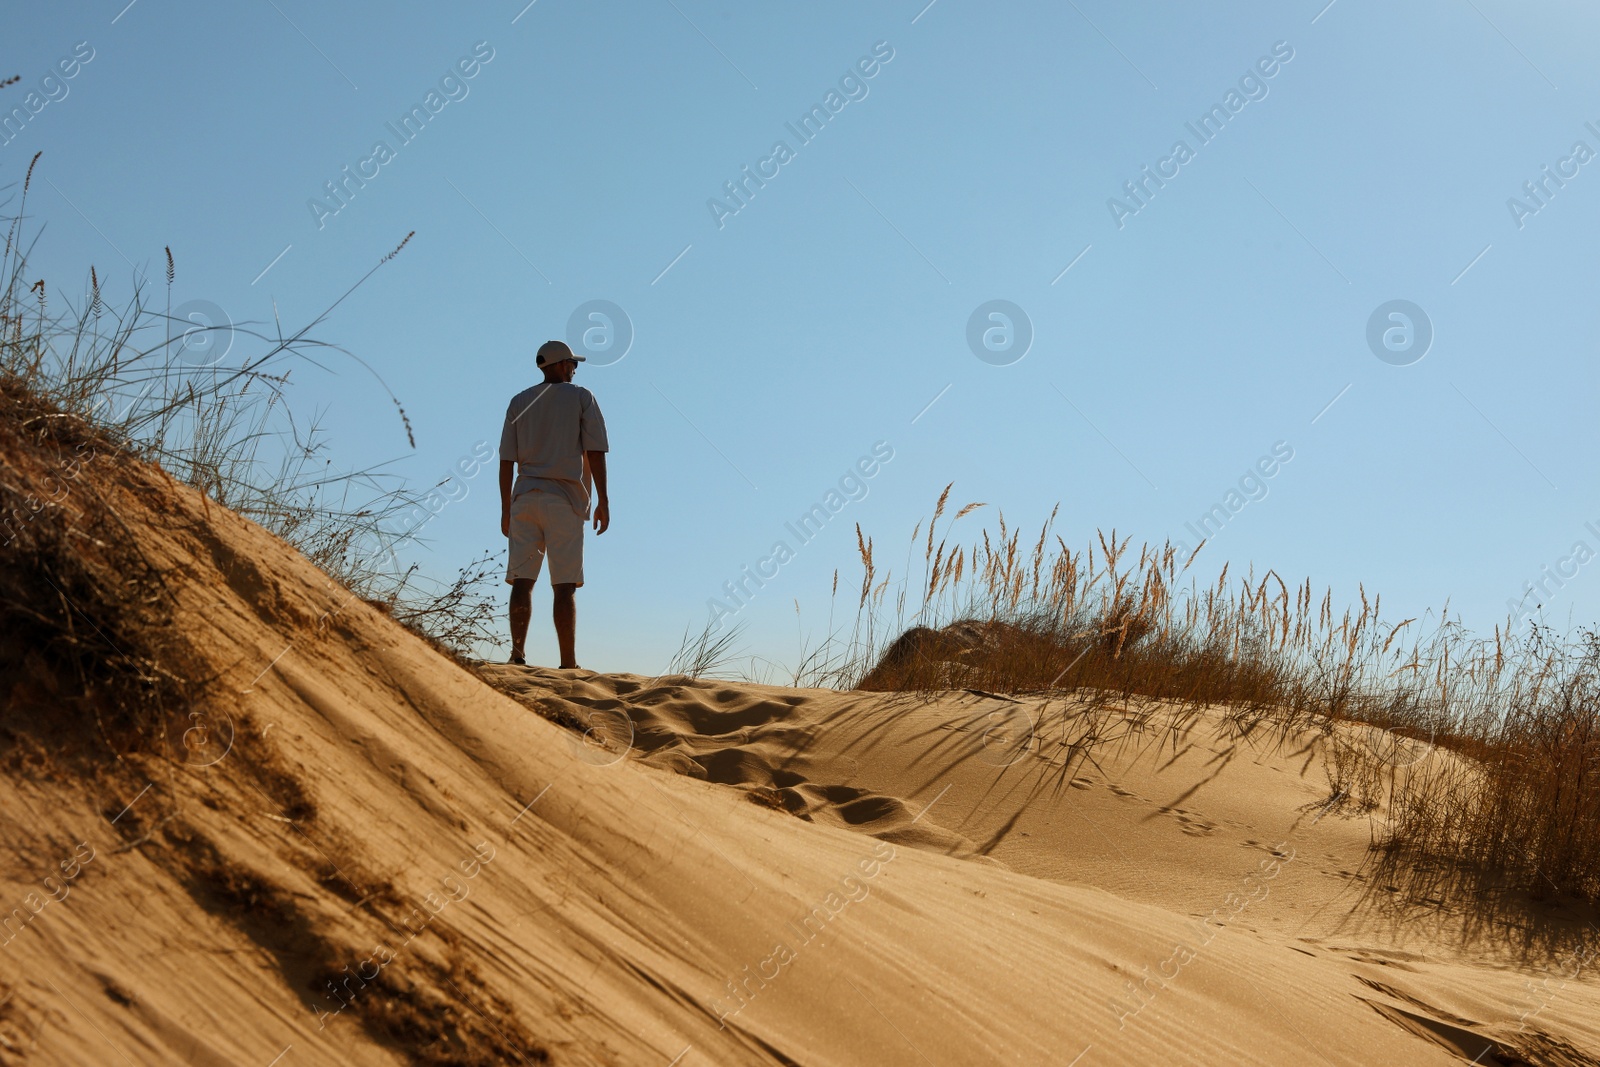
[482,668,1600,1061]
[3,450,1599,1065]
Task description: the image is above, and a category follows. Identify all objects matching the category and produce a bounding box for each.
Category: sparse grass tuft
[0,158,500,761]
[666,619,746,679]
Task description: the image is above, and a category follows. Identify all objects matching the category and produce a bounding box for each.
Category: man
[499,339,610,668]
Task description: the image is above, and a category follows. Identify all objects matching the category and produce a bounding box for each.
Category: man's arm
[499,460,515,538]
[585,451,609,534]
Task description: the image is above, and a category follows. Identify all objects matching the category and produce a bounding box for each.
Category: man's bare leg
[553,582,578,668]
[509,578,534,663]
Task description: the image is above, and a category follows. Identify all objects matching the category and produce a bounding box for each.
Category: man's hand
[585,451,609,535]
[499,460,515,540]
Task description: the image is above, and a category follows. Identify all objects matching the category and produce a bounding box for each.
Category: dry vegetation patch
[837,487,1600,921]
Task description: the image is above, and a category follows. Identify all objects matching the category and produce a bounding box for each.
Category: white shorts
[506,490,585,586]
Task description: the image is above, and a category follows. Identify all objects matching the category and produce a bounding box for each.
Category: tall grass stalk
[2,153,497,653]
[842,486,1600,909]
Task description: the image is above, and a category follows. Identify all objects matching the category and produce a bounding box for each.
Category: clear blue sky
[7,0,1598,673]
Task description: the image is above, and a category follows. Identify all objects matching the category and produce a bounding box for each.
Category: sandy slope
[2,456,1598,1065]
[481,670,1600,1064]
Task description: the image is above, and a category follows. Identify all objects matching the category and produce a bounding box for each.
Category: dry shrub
[0,375,204,767]
[386,550,505,660]
[843,486,1600,912]
[1372,629,1600,907]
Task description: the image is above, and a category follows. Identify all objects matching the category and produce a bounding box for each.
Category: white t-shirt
[499,382,609,517]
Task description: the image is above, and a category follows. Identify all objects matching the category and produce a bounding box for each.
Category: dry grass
[383,550,506,663]
[667,618,746,679]
[2,154,499,632]
[0,154,499,716]
[0,366,205,770]
[841,486,1600,913]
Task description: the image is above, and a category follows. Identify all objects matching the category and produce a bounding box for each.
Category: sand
[2,459,1598,1065]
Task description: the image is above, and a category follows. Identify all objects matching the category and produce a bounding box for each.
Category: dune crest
[3,423,1597,1064]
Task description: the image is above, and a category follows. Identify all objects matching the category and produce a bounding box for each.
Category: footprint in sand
[1157,806,1218,836]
